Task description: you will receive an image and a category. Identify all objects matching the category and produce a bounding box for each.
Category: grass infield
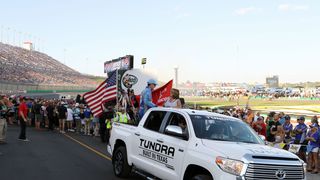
[184,97,320,113]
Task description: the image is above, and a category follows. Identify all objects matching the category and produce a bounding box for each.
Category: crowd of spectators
[181,89,320,100]
[210,106,320,173]
[0,42,97,87]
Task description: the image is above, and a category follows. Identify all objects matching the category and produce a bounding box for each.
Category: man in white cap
[138,79,157,119]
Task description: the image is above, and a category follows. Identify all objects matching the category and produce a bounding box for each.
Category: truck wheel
[191,174,212,180]
[113,146,131,178]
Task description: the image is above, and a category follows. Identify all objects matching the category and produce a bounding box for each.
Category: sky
[1,0,319,84]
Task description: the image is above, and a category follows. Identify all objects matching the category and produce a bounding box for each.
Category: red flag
[136,80,173,107]
[152,80,173,106]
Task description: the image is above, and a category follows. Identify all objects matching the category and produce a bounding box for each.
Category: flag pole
[116,69,119,112]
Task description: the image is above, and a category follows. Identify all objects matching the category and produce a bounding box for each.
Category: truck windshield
[190,115,263,144]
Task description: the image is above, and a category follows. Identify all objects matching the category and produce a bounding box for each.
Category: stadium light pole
[63,48,67,65]
[18,31,22,47]
[37,38,40,51]
[13,29,16,46]
[6,27,10,44]
[174,66,179,88]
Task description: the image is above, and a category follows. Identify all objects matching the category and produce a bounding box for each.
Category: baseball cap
[284,115,291,120]
[298,116,305,121]
[147,79,158,85]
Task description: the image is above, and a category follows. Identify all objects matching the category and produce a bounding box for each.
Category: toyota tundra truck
[108,108,306,180]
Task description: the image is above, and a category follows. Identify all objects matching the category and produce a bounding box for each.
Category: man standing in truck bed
[138,79,157,120]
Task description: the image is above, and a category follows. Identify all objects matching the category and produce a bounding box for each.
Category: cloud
[278,4,309,12]
[234,7,257,16]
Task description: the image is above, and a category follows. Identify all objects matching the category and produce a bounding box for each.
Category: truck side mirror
[165,125,188,140]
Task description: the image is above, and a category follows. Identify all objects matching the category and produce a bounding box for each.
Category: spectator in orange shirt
[246,108,254,125]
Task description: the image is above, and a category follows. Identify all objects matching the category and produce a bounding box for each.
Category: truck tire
[191,174,212,180]
[113,146,131,178]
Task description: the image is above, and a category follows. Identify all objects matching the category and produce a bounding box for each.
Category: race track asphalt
[1,125,319,180]
[0,126,139,180]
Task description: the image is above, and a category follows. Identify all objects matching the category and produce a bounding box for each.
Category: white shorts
[66,119,73,122]
[311,147,319,153]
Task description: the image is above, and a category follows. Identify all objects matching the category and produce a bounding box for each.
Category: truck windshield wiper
[209,138,233,142]
[237,141,257,144]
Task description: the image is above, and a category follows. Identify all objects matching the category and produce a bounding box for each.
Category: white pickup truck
[108,108,306,180]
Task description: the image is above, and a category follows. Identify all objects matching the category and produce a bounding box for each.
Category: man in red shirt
[18,97,29,141]
[252,116,267,137]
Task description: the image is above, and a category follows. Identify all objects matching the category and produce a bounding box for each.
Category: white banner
[120,69,156,95]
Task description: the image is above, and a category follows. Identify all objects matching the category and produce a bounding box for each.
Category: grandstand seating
[0,42,98,87]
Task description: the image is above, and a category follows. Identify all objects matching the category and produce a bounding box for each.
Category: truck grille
[245,163,304,180]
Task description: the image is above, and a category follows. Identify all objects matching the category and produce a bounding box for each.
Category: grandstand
[0,42,99,88]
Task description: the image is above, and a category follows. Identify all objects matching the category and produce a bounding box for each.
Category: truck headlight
[303,163,307,177]
[215,156,244,176]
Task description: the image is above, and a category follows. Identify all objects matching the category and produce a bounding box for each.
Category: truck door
[131,110,170,178]
[158,112,190,179]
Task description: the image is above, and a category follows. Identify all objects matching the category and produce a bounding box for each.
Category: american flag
[83,71,117,117]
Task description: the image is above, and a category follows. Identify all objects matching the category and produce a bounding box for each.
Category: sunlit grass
[184,97,320,113]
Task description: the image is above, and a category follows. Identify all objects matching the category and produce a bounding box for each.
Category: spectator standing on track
[265,111,276,124]
[4,97,14,125]
[66,104,74,132]
[33,100,42,130]
[79,104,85,134]
[58,102,67,133]
[293,116,308,162]
[83,106,92,135]
[18,97,29,141]
[105,106,115,144]
[283,115,293,149]
[0,99,8,143]
[73,103,81,133]
[53,103,59,130]
[41,103,48,128]
[92,115,100,137]
[46,102,54,131]
[306,123,319,173]
[26,98,33,126]
[267,113,281,142]
[99,108,108,143]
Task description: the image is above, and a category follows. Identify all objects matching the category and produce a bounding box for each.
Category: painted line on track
[63,133,112,161]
